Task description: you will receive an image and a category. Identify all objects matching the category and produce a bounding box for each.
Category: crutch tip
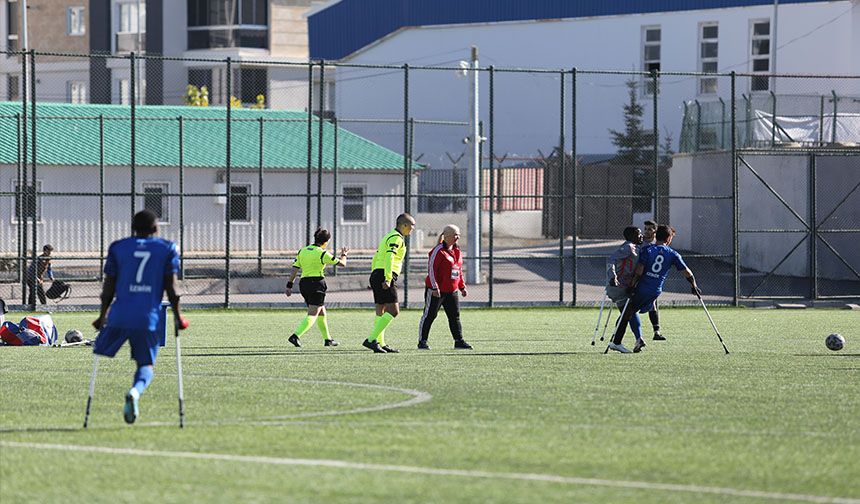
[590,341,595,346]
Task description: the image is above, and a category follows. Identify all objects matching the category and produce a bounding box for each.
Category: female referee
[285,228,348,347]
[417,224,473,350]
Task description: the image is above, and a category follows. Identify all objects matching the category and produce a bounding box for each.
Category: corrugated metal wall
[309,0,836,60]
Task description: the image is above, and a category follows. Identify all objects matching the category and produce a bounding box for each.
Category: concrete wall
[669,151,860,280]
[334,2,858,163]
[0,164,416,253]
[419,210,543,248]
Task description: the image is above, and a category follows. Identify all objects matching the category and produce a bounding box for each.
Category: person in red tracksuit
[418,224,473,350]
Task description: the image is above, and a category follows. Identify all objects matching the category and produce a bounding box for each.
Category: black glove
[691,285,701,296]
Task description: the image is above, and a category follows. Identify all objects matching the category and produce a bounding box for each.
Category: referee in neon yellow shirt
[285,228,348,347]
[363,213,416,353]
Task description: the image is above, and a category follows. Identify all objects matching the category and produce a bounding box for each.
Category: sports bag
[0,315,58,346]
[45,281,71,301]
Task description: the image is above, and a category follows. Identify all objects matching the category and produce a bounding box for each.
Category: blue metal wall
[309,0,836,61]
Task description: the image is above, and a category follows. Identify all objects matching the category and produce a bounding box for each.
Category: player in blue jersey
[92,210,187,424]
[608,225,700,354]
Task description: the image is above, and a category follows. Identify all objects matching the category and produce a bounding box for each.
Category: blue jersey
[636,244,687,296]
[104,236,180,331]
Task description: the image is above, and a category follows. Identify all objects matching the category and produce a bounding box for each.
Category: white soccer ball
[825,333,845,351]
[65,329,84,343]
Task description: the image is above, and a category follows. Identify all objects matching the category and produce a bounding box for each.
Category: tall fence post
[488,65,495,307]
[99,115,105,282]
[818,95,825,146]
[178,116,185,280]
[130,52,136,218]
[719,97,726,150]
[306,62,313,244]
[317,60,325,229]
[332,117,339,277]
[571,67,578,305]
[770,90,777,147]
[19,51,27,305]
[225,57,232,308]
[402,63,410,308]
[15,113,22,286]
[809,153,818,299]
[652,68,659,224]
[830,90,838,144]
[258,116,264,276]
[558,69,565,304]
[29,49,37,311]
[695,99,701,152]
[731,71,739,306]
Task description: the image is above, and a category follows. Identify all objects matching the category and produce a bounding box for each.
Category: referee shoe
[288,334,301,348]
[381,345,400,353]
[362,339,386,353]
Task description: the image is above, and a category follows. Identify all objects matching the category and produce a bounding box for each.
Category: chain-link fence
[0,50,858,310]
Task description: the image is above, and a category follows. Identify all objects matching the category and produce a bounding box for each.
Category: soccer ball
[825,333,845,351]
[65,329,84,344]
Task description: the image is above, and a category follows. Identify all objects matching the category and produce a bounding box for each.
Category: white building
[309,0,860,158]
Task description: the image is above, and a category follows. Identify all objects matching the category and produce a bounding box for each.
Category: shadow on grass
[794,353,860,357]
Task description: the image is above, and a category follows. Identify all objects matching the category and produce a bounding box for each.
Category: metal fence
[0,50,858,310]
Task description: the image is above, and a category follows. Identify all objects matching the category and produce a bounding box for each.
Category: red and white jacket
[424,243,466,293]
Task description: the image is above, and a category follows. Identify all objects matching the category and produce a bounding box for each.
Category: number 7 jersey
[636,243,688,296]
[104,236,180,331]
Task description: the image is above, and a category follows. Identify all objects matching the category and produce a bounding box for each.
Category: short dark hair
[313,228,331,245]
[42,244,54,252]
[623,226,640,242]
[655,225,676,241]
[644,220,657,227]
[396,213,415,228]
[132,210,158,236]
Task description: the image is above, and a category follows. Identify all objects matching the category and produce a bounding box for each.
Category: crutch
[603,298,630,354]
[697,293,730,355]
[590,293,608,345]
[599,303,613,342]
[174,319,186,428]
[83,354,99,429]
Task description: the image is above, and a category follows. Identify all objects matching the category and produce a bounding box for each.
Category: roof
[309,0,836,61]
[0,102,414,171]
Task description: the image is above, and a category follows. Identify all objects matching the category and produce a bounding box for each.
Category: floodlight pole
[467,46,482,284]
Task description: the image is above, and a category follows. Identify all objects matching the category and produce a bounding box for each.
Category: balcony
[115,32,146,54]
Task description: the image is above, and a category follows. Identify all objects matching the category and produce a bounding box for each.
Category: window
[342,185,366,223]
[67,81,87,104]
[67,6,86,36]
[143,183,169,222]
[187,0,268,50]
[7,0,18,51]
[642,26,661,95]
[7,75,19,101]
[239,67,267,105]
[13,181,41,222]
[118,1,145,33]
[750,20,770,92]
[117,78,146,105]
[698,24,718,94]
[229,184,251,222]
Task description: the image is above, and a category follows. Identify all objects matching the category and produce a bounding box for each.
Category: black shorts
[369,269,398,305]
[299,277,327,306]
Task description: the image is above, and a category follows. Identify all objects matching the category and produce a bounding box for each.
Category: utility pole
[466,46,483,284]
[20,0,28,50]
[772,0,778,93]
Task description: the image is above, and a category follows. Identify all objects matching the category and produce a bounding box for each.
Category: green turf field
[1,308,858,503]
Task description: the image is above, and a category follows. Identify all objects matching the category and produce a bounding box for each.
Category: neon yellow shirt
[292,245,339,278]
[371,230,406,282]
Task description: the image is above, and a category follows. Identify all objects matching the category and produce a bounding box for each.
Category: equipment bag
[45,281,71,302]
[0,315,58,346]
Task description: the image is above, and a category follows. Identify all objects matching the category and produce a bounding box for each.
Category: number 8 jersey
[104,236,180,331]
[636,243,687,296]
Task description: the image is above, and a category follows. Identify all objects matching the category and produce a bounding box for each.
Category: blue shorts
[630,292,660,315]
[93,326,160,366]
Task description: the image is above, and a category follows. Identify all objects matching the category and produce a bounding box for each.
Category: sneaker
[653,331,666,341]
[288,334,301,348]
[381,345,400,353]
[453,339,473,350]
[324,339,339,347]
[633,339,646,353]
[608,342,632,354]
[417,340,430,350]
[362,339,387,353]
[123,389,139,424]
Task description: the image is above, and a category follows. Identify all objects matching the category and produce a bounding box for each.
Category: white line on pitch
[2,441,857,504]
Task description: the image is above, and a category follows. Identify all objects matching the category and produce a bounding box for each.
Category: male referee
[92,210,187,423]
[364,213,416,353]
